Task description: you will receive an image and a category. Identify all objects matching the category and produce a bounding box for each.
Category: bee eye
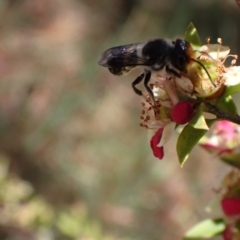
[177,55,186,71]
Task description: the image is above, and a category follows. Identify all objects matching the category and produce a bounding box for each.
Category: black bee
[98,39,213,100]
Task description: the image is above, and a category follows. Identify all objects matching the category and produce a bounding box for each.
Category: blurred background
[0,0,239,239]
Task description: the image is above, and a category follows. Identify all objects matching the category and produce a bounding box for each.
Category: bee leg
[143,71,156,105]
[166,65,181,77]
[132,73,145,96]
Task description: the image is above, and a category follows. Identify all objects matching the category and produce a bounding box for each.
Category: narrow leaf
[177,120,214,166]
[189,103,209,130]
[177,124,208,166]
[217,95,238,115]
[223,83,240,97]
[221,153,240,169]
[184,218,225,239]
[184,22,201,47]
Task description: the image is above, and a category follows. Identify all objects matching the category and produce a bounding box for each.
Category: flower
[220,171,240,240]
[175,38,239,97]
[140,78,194,160]
[140,36,240,161]
[171,100,194,124]
[224,66,240,86]
[221,198,240,216]
[150,128,164,159]
[200,120,240,156]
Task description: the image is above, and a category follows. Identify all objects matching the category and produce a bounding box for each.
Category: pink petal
[221,197,240,216]
[200,143,233,155]
[216,121,236,140]
[150,128,164,160]
[222,225,233,240]
[171,100,194,124]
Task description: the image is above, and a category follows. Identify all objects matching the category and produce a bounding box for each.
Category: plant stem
[205,102,240,124]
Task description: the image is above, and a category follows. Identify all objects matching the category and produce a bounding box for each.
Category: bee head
[170,39,191,72]
[171,39,216,87]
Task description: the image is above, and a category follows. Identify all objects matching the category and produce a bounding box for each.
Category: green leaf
[177,120,214,166]
[189,103,209,130]
[223,84,240,97]
[184,218,226,239]
[221,153,240,169]
[216,95,238,115]
[236,219,240,231]
[177,125,207,166]
[56,212,83,237]
[184,22,201,47]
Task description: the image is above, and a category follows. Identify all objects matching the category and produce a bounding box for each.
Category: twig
[204,102,240,124]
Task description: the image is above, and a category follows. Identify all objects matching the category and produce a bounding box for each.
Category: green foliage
[184,22,201,47]
[176,102,216,166]
[221,153,240,169]
[184,218,225,239]
[216,95,238,115]
[189,103,209,130]
[222,83,240,97]
[0,157,116,240]
[177,124,208,166]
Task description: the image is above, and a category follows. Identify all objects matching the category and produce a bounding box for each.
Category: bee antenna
[190,58,216,87]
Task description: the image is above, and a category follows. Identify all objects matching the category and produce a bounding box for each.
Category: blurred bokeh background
[0,0,240,239]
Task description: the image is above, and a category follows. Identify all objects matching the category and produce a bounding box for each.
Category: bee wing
[98,42,151,68]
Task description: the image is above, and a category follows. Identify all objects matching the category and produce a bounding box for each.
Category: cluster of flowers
[139,39,239,160]
[220,170,240,240]
[200,121,240,239]
[201,120,240,157]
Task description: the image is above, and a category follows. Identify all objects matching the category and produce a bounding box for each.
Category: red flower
[221,197,240,216]
[171,100,194,124]
[150,128,164,160]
